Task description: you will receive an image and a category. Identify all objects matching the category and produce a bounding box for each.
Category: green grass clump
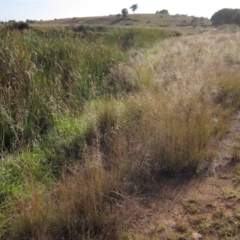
[40,113,97,176]
[0,150,52,211]
[104,28,171,50]
[0,28,169,154]
[4,161,119,240]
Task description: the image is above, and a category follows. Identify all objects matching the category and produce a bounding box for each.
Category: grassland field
[0,14,240,239]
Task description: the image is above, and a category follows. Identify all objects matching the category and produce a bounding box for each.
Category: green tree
[130,4,138,13]
[211,8,239,26]
[232,10,240,26]
[9,21,29,31]
[122,8,128,18]
[158,9,169,15]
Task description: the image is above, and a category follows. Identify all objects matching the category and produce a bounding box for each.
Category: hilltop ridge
[29,14,211,29]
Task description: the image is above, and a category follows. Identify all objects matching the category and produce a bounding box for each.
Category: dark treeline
[211,8,240,26]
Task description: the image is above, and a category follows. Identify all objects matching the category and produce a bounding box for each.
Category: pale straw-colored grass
[101,31,240,173]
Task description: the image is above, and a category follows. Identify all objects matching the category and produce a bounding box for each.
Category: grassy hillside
[31,14,211,30]
[0,23,240,239]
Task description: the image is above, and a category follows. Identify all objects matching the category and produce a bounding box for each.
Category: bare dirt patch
[118,109,240,239]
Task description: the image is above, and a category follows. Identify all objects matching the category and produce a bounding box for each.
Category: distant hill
[30,14,211,30]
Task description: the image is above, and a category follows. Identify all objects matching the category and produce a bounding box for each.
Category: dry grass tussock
[126,31,240,169]
[7,151,120,240]
[3,31,240,239]
[97,31,240,175]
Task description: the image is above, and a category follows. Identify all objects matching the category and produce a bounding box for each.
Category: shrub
[10,21,29,30]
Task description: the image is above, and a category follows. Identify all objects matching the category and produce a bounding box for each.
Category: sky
[0,0,239,22]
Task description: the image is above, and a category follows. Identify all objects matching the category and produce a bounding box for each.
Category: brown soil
[118,109,240,239]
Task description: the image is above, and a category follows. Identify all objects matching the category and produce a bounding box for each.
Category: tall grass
[6,156,119,240]
[0,28,169,154]
[1,28,240,239]
[0,27,171,239]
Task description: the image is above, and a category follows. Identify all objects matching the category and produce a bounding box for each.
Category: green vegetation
[233,10,240,26]
[156,10,169,15]
[211,8,240,26]
[0,27,171,239]
[122,8,129,18]
[0,22,240,239]
[0,27,170,154]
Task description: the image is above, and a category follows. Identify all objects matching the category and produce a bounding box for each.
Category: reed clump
[0,28,169,154]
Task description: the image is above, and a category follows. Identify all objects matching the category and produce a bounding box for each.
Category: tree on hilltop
[130,4,138,13]
[122,8,129,18]
[156,9,169,15]
[211,8,239,26]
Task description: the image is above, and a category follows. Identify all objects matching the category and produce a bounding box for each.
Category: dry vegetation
[31,14,211,30]
[120,29,240,239]
[0,24,240,239]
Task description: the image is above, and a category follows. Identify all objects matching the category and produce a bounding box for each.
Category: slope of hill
[31,14,211,29]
